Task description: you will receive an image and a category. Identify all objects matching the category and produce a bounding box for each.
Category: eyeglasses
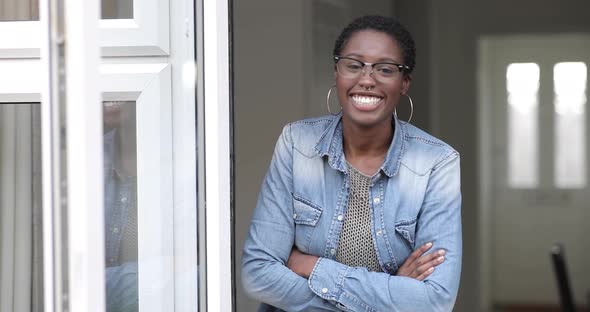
[334,56,410,82]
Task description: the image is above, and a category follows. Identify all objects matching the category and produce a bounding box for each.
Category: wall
[234,1,307,311]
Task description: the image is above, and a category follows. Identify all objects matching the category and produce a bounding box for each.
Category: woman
[242,15,461,311]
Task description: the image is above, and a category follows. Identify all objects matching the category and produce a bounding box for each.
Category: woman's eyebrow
[341,53,401,64]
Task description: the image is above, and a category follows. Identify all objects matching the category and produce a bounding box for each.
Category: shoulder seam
[432,149,459,172]
[405,134,445,147]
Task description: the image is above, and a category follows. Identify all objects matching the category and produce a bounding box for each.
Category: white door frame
[2,0,233,309]
[203,0,233,310]
[39,0,104,311]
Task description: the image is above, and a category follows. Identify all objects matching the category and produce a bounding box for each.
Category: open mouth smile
[350,94,383,110]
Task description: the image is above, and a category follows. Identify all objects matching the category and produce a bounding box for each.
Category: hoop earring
[326,85,342,115]
[394,93,414,123]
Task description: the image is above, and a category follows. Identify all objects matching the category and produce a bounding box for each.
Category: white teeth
[351,95,381,106]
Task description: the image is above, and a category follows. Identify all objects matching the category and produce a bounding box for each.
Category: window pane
[0,103,43,311]
[507,63,540,188]
[103,101,138,311]
[0,0,39,21]
[101,0,133,19]
[0,0,134,21]
[554,62,587,188]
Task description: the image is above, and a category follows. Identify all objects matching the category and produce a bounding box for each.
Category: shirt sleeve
[105,261,138,312]
[241,124,342,311]
[308,154,462,312]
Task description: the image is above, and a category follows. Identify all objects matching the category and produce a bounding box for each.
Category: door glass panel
[0,103,43,312]
[0,0,134,21]
[506,63,540,188]
[101,0,133,19]
[103,100,138,311]
[554,62,587,188]
[0,0,39,21]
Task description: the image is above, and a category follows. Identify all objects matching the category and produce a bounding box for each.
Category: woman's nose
[358,67,377,87]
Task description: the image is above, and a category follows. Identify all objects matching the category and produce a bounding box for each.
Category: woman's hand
[287,248,319,279]
[396,242,446,281]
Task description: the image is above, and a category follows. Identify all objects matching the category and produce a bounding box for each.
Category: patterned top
[336,163,381,272]
[119,187,138,263]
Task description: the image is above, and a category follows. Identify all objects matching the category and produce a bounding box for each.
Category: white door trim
[203,0,233,310]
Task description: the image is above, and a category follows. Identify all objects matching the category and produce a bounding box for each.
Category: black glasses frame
[333,55,410,73]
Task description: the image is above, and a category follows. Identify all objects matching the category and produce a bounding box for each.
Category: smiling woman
[241,15,462,312]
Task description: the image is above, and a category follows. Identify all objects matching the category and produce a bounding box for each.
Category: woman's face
[335,30,411,130]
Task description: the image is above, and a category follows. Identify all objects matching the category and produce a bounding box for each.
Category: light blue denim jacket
[242,114,462,312]
[103,129,138,311]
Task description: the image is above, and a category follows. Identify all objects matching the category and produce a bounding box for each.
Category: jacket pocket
[394,219,417,248]
[292,193,322,226]
[292,193,322,252]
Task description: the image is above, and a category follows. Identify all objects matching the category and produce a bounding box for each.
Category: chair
[550,243,575,312]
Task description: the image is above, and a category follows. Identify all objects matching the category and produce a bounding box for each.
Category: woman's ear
[402,74,412,94]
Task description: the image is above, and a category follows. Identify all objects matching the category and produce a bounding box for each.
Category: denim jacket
[241,114,462,312]
[103,129,138,311]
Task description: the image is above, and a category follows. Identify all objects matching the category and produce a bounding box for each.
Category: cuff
[307,257,349,301]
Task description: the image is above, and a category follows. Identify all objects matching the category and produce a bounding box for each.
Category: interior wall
[234,1,307,310]
[389,1,431,130]
[395,0,590,311]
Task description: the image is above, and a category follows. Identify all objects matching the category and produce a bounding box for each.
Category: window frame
[0,61,176,310]
[0,0,231,308]
[0,0,169,59]
[102,63,175,311]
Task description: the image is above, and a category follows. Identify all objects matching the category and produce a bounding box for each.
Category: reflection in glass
[0,103,43,312]
[0,0,39,21]
[101,0,133,19]
[103,101,138,311]
[554,62,587,188]
[507,63,540,188]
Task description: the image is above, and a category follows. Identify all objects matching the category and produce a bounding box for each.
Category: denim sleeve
[241,125,342,311]
[308,154,462,312]
[105,261,138,312]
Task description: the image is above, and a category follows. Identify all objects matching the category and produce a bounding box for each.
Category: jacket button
[293,214,297,219]
[321,288,328,294]
[337,215,343,221]
[373,197,380,204]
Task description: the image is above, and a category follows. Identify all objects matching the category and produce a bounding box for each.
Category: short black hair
[333,15,416,74]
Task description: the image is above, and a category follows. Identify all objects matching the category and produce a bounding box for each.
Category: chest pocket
[394,219,417,248]
[292,193,322,253]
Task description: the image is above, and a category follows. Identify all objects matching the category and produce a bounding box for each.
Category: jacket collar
[314,114,405,177]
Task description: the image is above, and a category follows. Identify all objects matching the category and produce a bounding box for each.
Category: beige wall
[234,2,307,311]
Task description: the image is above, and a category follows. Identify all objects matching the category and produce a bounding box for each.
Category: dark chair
[550,243,575,312]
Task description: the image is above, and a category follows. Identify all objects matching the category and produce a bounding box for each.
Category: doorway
[479,35,590,311]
